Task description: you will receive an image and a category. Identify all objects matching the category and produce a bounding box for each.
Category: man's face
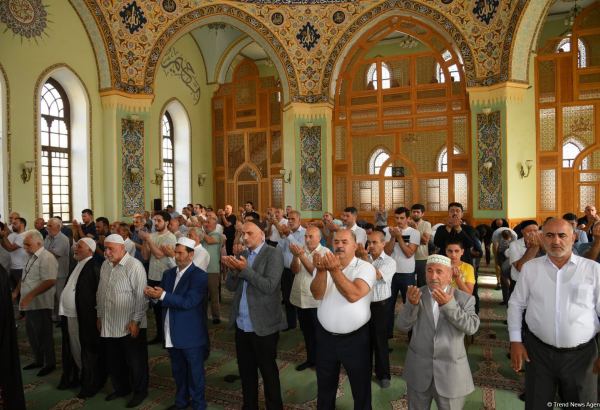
[168,219,180,233]
[448,206,463,220]
[23,235,42,255]
[174,245,194,269]
[341,211,355,227]
[426,263,452,290]
[133,217,144,229]
[242,222,264,250]
[286,206,293,214]
[585,206,597,217]
[411,209,423,222]
[205,218,217,232]
[367,233,385,257]
[97,221,108,235]
[47,221,61,236]
[187,229,200,245]
[395,212,409,229]
[244,203,253,212]
[275,208,283,219]
[542,220,575,260]
[224,205,232,214]
[82,212,92,224]
[322,213,333,223]
[12,219,23,232]
[104,242,126,264]
[34,218,45,230]
[304,227,321,250]
[8,212,19,225]
[445,244,464,262]
[74,241,93,261]
[333,230,357,261]
[153,216,167,232]
[117,226,129,239]
[287,213,300,231]
[522,224,539,237]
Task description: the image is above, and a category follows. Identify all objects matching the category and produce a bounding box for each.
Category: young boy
[445,239,475,295]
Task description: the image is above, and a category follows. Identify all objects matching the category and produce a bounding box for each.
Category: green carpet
[18,267,524,409]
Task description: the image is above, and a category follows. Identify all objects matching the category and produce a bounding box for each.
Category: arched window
[366,63,391,90]
[437,146,462,172]
[0,70,5,217]
[369,148,392,176]
[436,62,460,83]
[162,111,175,207]
[40,78,71,221]
[562,138,587,169]
[556,37,587,68]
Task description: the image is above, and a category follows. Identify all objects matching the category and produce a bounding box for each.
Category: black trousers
[103,330,149,397]
[235,327,282,410]
[316,322,371,410]
[297,307,317,364]
[281,268,297,329]
[59,316,79,386]
[415,260,427,288]
[25,309,55,367]
[370,300,390,380]
[387,272,415,337]
[524,330,598,409]
[147,279,164,341]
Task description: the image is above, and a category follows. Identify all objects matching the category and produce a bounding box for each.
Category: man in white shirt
[508,218,600,407]
[506,220,542,293]
[266,208,287,246]
[277,210,305,331]
[409,204,432,287]
[384,206,420,338]
[289,226,330,371]
[364,230,396,388]
[341,206,367,247]
[1,216,27,292]
[310,229,376,409]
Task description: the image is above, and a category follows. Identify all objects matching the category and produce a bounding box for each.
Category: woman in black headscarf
[0,263,26,409]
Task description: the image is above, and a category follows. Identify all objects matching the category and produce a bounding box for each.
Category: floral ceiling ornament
[473,0,499,25]
[162,0,177,13]
[0,0,48,39]
[297,21,320,51]
[120,1,147,34]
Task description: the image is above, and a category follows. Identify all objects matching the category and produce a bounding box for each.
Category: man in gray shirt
[44,217,71,321]
[16,230,58,376]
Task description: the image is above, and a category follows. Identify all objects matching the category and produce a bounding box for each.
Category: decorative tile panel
[540,169,556,211]
[454,172,468,210]
[477,111,502,210]
[300,126,322,211]
[563,105,595,148]
[579,185,595,213]
[121,119,145,216]
[539,108,556,151]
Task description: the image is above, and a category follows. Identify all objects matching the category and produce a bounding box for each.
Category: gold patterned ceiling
[76,0,550,103]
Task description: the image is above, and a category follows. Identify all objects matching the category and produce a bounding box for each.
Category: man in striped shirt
[97,234,148,408]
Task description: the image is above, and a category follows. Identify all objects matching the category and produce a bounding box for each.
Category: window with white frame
[557,37,587,68]
[367,62,391,90]
[369,148,392,176]
[437,146,462,172]
[162,111,175,207]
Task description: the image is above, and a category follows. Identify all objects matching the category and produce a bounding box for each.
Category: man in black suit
[223,220,285,410]
[58,238,105,398]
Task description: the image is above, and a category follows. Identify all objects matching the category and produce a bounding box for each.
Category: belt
[320,323,367,337]
[527,329,594,353]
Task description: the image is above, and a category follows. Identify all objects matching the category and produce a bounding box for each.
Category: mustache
[334,247,344,253]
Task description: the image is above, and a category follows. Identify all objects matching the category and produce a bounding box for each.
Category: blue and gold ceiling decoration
[120,1,147,34]
[296,21,320,51]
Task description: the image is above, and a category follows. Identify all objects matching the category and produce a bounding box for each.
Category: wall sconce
[519,160,533,179]
[197,172,207,187]
[483,160,493,174]
[280,168,292,184]
[151,168,165,185]
[482,107,492,116]
[20,161,35,183]
[128,166,140,182]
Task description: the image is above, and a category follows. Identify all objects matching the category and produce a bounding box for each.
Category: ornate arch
[324,0,477,100]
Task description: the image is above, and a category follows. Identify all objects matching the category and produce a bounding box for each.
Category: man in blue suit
[144,237,208,410]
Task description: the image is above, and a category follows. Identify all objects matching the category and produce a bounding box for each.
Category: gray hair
[24,229,44,244]
[47,217,63,228]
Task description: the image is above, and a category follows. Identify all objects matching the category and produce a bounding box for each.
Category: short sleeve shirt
[451,262,475,289]
[21,248,58,311]
[389,227,420,273]
[203,231,222,273]
[148,231,177,281]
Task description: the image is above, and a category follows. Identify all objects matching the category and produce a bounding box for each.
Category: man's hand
[510,341,530,372]
[19,293,33,310]
[406,285,421,305]
[289,243,304,257]
[11,291,18,303]
[72,219,79,227]
[96,318,101,332]
[279,224,291,237]
[524,231,541,248]
[431,287,453,306]
[593,358,600,374]
[355,245,369,261]
[222,255,248,271]
[232,243,244,256]
[452,266,460,279]
[138,230,150,241]
[144,286,163,299]
[128,321,140,338]
[313,253,326,271]
[321,251,341,271]
[161,244,175,257]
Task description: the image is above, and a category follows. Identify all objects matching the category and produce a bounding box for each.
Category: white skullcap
[177,237,196,250]
[426,254,451,267]
[104,234,125,245]
[78,237,96,253]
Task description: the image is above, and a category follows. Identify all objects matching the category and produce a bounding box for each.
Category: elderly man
[289,225,330,371]
[364,230,396,388]
[44,217,71,321]
[310,229,376,409]
[223,220,285,410]
[140,210,176,344]
[15,230,58,376]
[397,254,480,409]
[145,237,209,410]
[509,218,600,407]
[97,234,148,408]
[58,238,104,398]
[277,210,305,331]
[202,215,223,324]
[506,220,542,294]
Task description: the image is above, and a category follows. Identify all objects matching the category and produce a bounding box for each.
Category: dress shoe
[212,318,221,325]
[147,337,163,345]
[295,361,314,371]
[23,362,43,370]
[165,405,188,410]
[224,374,240,383]
[126,393,147,408]
[519,392,526,401]
[106,391,130,401]
[283,326,297,332]
[378,378,391,388]
[37,365,56,377]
